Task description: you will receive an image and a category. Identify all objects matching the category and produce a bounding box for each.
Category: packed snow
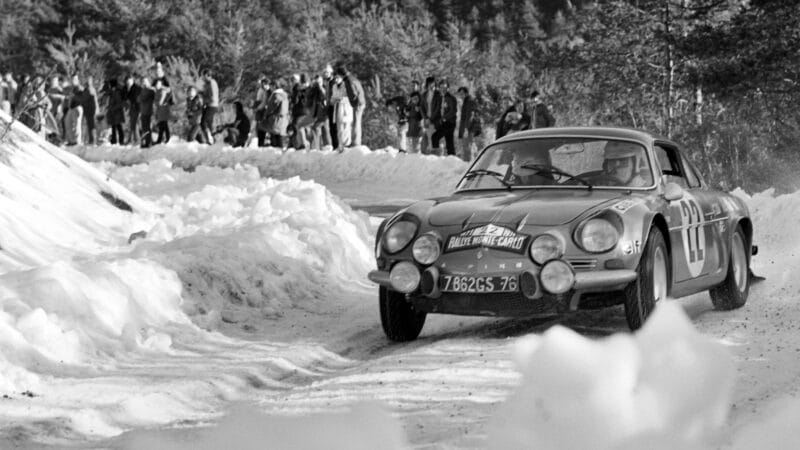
[0,110,798,449]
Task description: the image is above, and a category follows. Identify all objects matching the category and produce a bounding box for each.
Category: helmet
[603,141,647,172]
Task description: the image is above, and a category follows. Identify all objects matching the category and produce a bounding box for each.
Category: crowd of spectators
[1,62,555,160]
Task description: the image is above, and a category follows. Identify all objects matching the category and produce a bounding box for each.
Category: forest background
[1,0,797,192]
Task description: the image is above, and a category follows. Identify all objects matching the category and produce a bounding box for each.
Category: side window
[654,144,688,188]
[680,154,702,188]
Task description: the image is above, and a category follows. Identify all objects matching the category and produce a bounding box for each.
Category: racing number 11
[680,200,704,263]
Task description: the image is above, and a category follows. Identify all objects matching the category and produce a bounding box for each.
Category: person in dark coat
[217,101,250,147]
[430,79,457,156]
[457,86,481,161]
[405,91,424,153]
[305,74,329,150]
[123,74,141,145]
[137,76,155,148]
[322,64,337,149]
[106,78,126,145]
[420,76,436,154]
[290,73,311,149]
[185,86,204,143]
[254,76,271,147]
[154,78,172,144]
[496,99,530,140]
[385,91,410,152]
[529,90,555,128]
[83,76,100,145]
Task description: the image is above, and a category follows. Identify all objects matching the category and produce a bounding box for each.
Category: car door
[655,143,724,294]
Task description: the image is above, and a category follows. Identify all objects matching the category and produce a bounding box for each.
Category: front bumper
[368,268,636,295]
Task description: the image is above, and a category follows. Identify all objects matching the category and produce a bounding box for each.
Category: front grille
[568,258,597,271]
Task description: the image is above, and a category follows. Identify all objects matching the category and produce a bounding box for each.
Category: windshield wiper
[463,169,512,188]
[520,164,594,188]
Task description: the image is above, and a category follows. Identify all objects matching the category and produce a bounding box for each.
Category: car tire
[709,225,750,310]
[380,286,427,342]
[624,226,669,330]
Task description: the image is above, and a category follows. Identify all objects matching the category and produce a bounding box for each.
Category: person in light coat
[329,70,352,151]
[265,78,289,149]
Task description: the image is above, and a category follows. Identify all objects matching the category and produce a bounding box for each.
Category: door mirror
[663,182,684,202]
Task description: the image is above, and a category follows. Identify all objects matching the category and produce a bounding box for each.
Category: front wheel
[709,226,749,310]
[379,286,426,342]
[624,227,669,330]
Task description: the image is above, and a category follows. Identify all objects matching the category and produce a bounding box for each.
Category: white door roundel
[678,193,706,277]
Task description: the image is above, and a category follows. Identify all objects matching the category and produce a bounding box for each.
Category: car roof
[494,126,674,146]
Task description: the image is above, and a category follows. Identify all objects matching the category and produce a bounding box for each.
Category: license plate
[440,275,518,293]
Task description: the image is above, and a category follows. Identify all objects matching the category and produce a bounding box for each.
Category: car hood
[426,189,626,227]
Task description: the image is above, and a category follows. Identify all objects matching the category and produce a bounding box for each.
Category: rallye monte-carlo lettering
[368,127,756,342]
[445,224,530,254]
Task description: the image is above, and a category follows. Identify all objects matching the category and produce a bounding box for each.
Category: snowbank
[98,159,375,329]
[77,141,468,200]
[0,112,381,440]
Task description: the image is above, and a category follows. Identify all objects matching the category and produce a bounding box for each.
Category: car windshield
[457,137,655,190]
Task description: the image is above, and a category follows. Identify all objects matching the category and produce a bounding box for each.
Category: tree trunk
[663,0,674,138]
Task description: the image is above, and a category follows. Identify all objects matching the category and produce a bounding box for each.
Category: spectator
[291,73,312,150]
[330,68,353,150]
[431,78,457,156]
[185,85,204,143]
[21,76,51,136]
[3,72,19,115]
[123,74,141,145]
[385,91,410,152]
[254,76,271,147]
[200,68,220,144]
[529,90,555,128]
[420,76,436,154]
[154,78,172,144]
[106,78,126,145]
[138,76,155,148]
[83,76,100,145]
[153,61,170,87]
[406,91,424,154]
[305,74,329,150]
[322,64,337,149]
[336,64,365,147]
[47,76,65,137]
[265,78,289,149]
[496,98,530,139]
[64,75,84,146]
[456,86,481,161]
[218,101,250,147]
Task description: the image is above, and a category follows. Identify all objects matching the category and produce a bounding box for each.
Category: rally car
[368,127,755,341]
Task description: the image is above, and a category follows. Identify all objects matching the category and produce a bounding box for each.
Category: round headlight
[383,220,418,253]
[530,233,565,265]
[540,260,575,294]
[389,261,421,293]
[413,234,441,265]
[579,218,620,253]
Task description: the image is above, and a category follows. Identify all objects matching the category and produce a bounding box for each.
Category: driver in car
[601,142,651,187]
[508,151,556,186]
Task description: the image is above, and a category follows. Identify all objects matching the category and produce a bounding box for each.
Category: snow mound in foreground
[490,302,735,450]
